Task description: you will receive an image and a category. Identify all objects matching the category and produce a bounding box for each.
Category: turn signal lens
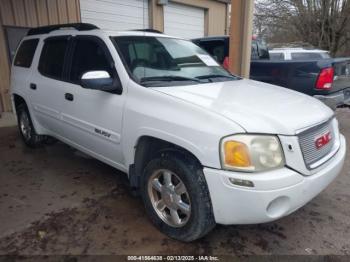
[220,134,285,172]
[224,141,251,167]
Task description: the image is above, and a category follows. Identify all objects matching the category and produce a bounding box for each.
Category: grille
[298,119,336,169]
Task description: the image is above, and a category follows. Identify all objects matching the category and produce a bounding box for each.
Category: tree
[254,0,350,56]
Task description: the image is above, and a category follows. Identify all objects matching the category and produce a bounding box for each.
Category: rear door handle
[65,93,74,101]
[30,83,37,90]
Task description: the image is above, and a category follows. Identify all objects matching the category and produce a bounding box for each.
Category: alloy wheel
[19,111,32,141]
[148,169,191,227]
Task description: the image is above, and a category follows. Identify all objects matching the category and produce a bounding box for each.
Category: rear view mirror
[81,71,122,94]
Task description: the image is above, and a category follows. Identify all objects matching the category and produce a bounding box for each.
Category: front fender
[125,127,206,170]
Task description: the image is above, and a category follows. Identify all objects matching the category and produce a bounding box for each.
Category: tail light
[316,67,334,90]
[223,56,229,70]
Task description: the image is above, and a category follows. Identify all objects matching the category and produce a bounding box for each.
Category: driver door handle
[65,93,74,101]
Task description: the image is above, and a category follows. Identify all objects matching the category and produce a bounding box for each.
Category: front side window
[69,38,113,83]
[14,39,39,68]
[38,37,69,79]
[113,36,237,87]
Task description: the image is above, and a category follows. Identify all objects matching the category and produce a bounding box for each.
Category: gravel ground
[0,109,349,256]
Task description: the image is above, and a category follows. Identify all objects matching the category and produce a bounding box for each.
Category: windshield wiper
[140,75,202,84]
[196,74,238,81]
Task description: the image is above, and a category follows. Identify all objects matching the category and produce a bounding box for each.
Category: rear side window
[270,52,285,61]
[14,39,39,68]
[39,37,69,79]
[291,52,324,60]
[321,52,331,59]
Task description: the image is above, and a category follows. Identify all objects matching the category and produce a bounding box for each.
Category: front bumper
[314,88,350,110]
[204,135,346,225]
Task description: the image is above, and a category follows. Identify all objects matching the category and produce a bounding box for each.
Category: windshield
[113,36,238,87]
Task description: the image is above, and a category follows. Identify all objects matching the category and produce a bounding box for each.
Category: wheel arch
[12,92,45,134]
[128,135,204,189]
[12,93,27,113]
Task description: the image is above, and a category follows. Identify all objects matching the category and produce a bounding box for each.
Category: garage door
[164,2,205,39]
[80,0,149,34]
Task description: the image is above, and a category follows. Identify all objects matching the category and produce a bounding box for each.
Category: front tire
[140,152,215,242]
[16,104,45,148]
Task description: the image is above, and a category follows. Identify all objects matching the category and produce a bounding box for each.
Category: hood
[153,79,334,135]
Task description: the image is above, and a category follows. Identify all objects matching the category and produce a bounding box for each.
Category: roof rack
[133,29,163,34]
[27,23,99,36]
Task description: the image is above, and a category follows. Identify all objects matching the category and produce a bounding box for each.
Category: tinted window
[197,40,227,64]
[14,39,39,68]
[291,52,325,60]
[39,38,69,79]
[69,38,113,83]
[270,52,285,61]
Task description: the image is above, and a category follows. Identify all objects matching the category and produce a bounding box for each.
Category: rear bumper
[314,88,350,110]
[204,135,346,225]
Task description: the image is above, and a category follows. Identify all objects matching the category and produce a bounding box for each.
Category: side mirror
[80,71,122,94]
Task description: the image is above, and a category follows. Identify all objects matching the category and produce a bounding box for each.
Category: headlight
[220,134,285,172]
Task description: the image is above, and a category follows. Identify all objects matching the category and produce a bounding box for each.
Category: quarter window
[69,38,113,83]
[38,37,69,79]
[14,39,39,68]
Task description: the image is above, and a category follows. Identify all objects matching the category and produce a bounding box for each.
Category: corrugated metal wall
[0,0,81,112]
[80,0,149,34]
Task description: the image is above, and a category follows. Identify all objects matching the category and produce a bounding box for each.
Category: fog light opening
[229,178,254,187]
[266,196,290,218]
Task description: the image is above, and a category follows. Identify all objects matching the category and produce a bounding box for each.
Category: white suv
[11,23,346,241]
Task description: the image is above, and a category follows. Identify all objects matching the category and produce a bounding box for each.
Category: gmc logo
[315,132,332,149]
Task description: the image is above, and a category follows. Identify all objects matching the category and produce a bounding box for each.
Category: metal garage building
[0,0,81,113]
[80,0,150,34]
[164,2,205,38]
[79,0,229,38]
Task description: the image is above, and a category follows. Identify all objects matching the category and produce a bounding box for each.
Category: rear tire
[140,151,216,242]
[16,104,45,148]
